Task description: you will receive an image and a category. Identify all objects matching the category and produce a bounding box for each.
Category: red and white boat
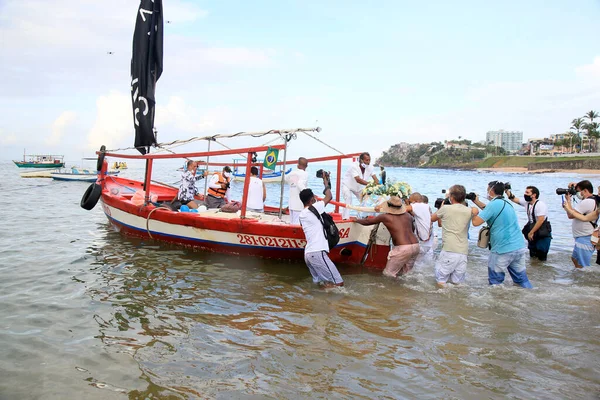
[81,134,391,270]
[80,1,391,270]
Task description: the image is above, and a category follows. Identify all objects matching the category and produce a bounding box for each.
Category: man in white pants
[406,192,437,268]
[341,152,379,220]
[285,157,308,224]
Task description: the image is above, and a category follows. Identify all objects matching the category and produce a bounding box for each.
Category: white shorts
[434,250,467,284]
[414,235,438,269]
[304,251,343,285]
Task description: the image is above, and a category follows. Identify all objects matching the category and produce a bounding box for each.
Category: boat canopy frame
[98,127,361,218]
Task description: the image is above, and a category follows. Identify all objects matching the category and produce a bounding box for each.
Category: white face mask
[223,171,231,178]
[576,191,584,200]
[360,162,368,169]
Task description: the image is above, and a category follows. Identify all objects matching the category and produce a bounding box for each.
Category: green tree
[571,117,585,152]
[584,111,599,152]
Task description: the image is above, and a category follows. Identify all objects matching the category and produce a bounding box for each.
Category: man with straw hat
[355,196,420,277]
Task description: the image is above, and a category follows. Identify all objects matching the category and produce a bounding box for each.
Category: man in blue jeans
[472,181,533,288]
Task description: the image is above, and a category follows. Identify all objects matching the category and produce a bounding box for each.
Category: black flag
[131,0,163,154]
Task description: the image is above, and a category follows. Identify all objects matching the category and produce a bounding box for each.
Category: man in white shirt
[285,157,308,224]
[563,180,597,268]
[341,152,379,220]
[406,192,437,268]
[298,172,343,287]
[506,185,552,261]
[246,166,266,212]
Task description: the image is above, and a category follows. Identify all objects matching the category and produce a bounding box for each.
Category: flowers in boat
[362,180,412,200]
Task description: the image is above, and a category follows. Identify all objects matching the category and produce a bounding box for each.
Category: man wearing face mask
[472,181,533,288]
[563,180,597,268]
[341,152,379,220]
[206,166,232,209]
[505,186,552,261]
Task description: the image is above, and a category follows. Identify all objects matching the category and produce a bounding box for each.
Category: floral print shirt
[178,170,203,202]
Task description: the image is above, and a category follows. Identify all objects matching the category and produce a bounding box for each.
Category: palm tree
[585,111,599,152]
[571,117,585,152]
[586,121,600,152]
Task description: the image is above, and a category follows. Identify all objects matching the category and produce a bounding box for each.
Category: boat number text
[237,234,306,248]
[338,228,350,239]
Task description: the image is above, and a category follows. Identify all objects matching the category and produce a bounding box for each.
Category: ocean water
[0,159,599,399]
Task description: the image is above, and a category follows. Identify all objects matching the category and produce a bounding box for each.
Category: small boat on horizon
[13,150,64,168]
[51,167,120,182]
[232,167,292,183]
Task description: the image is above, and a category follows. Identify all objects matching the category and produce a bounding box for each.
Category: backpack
[308,206,340,250]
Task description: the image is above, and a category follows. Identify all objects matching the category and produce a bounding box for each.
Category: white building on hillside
[486,130,523,152]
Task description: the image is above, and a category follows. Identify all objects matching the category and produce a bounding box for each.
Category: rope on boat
[360,223,381,266]
[145,206,167,240]
[304,131,345,155]
[105,127,321,153]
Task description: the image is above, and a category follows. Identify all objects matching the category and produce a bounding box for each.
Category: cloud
[0,129,17,145]
[575,56,600,80]
[46,111,76,146]
[86,91,133,151]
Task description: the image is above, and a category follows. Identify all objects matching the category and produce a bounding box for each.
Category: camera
[504,182,511,190]
[225,182,231,189]
[556,187,577,195]
[316,169,330,178]
[466,192,477,201]
[434,197,451,209]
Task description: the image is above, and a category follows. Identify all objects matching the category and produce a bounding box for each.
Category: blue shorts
[304,251,343,285]
[572,236,595,267]
[488,248,533,288]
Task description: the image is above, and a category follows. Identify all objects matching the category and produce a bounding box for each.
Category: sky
[1,0,599,162]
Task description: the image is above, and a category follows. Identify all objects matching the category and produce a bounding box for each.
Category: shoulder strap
[488,199,507,230]
[308,205,328,240]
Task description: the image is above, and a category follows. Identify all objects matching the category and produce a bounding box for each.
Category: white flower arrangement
[362,180,412,199]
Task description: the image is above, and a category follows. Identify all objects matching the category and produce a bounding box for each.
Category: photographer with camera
[298,172,344,288]
[341,152,379,219]
[431,185,479,287]
[505,186,552,261]
[472,181,533,288]
[561,180,597,268]
[206,166,232,209]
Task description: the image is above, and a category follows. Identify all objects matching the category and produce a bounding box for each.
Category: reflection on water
[0,162,599,399]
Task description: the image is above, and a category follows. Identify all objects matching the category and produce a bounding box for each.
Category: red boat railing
[99,145,362,217]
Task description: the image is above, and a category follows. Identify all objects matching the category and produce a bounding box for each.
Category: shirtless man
[355,196,420,277]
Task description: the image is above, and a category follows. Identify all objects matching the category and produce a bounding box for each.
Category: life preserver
[97,145,106,171]
[207,172,230,198]
[81,183,102,210]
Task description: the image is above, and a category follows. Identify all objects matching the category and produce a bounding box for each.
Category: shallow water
[0,160,599,399]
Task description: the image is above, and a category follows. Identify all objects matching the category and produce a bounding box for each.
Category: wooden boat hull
[20,169,59,178]
[101,176,391,270]
[14,161,65,168]
[51,171,119,182]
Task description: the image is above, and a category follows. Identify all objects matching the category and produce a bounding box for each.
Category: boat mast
[278,135,290,218]
[203,139,212,197]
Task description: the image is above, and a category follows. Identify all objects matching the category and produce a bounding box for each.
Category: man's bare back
[355,213,418,246]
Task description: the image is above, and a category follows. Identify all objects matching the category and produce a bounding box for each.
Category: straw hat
[377,196,407,215]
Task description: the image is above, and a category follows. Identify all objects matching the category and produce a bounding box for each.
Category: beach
[478,167,600,174]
